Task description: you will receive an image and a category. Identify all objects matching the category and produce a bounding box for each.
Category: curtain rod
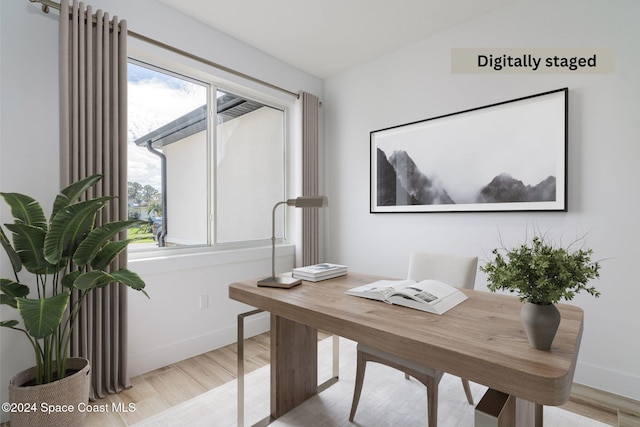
[29,0,300,98]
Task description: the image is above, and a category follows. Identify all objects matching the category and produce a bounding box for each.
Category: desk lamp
[258,196,328,288]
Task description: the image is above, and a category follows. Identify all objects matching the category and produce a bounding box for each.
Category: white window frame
[127,45,295,259]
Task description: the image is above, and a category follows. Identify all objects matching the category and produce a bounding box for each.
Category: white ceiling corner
[156,0,517,79]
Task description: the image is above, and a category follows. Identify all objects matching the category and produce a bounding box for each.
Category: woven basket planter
[8,357,91,427]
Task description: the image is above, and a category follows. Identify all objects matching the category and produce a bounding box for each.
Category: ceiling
[156,0,517,79]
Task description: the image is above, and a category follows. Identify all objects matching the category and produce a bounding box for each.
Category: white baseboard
[128,311,270,378]
[575,360,640,402]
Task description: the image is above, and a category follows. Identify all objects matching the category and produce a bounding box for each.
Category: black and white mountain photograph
[370,89,567,213]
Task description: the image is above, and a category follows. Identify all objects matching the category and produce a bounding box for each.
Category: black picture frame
[370,88,568,213]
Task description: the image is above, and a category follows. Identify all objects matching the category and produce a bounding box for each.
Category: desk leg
[271,314,318,419]
[535,403,543,427]
[515,398,543,427]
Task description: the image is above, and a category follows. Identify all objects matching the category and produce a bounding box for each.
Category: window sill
[128,244,295,276]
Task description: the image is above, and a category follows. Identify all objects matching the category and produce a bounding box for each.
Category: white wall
[127,245,295,377]
[324,0,639,400]
[0,2,61,421]
[0,0,322,420]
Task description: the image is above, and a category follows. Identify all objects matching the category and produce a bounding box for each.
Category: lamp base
[257,276,302,288]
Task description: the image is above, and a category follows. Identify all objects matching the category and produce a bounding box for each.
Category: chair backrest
[407,252,478,289]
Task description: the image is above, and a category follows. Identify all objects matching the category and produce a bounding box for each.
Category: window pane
[127,62,208,248]
[216,90,285,243]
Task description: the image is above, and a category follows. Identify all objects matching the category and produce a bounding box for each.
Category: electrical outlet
[199,294,209,310]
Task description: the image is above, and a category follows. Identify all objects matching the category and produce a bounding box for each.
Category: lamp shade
[287,196,328,208]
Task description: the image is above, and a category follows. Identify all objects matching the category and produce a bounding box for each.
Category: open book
[345,279,468,315]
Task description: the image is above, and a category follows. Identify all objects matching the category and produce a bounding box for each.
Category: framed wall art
[370,88,568,213]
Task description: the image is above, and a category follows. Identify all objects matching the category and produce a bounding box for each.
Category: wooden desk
[229,273,583,425]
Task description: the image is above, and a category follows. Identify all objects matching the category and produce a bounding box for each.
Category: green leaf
[0,192,47,228]
[73,270,117,290]
[110,269,148,296]
[51,174,104,220]
[61,270,82,289]
[89,240,131,271]
[0,226,22,274]
[73,269,148,298]
[4,223,56,274]
[44,196,113,264]
[1,279,30,308]
[16,292,70,339]
[73,220,142,266]
[0,320,20,328]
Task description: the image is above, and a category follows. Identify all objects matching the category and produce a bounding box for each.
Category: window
[127,60,286,251]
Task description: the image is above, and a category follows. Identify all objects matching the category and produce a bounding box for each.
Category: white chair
[349,252,478,427]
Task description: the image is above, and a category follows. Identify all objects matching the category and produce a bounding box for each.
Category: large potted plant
[0,174,148,426]
[480,233,601,350]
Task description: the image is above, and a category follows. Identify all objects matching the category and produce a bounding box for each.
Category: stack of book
[292,263,348,282]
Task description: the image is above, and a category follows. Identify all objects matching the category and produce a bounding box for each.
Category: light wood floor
[84,332,276,427]
[82,331,617,427]
[1,331,618,426]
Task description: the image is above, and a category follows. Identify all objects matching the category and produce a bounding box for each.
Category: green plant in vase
[481,232,601,349]
[0,174,148,385]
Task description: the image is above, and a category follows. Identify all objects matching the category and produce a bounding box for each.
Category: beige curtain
[300,92,321,266]
[59,0,129,400]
